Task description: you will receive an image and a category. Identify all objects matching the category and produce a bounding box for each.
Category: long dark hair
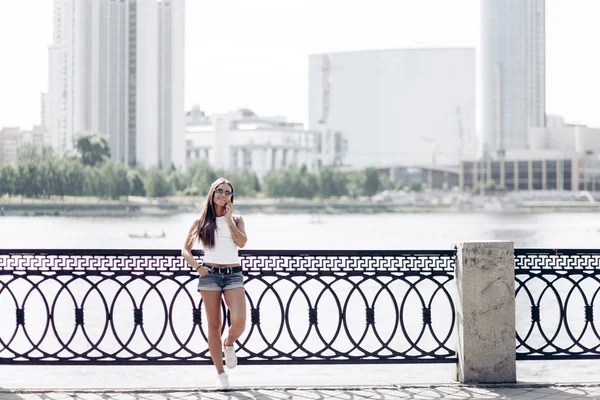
[190,177,235,249]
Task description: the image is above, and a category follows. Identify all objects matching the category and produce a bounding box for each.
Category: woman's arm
[225,201,247,248]
[227,215,247,248]
[181,219,209,275]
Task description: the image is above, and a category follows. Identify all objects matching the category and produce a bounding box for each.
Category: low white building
[0,127,20,165]
[185,107,347,180]
[0,125,51,165]
[460,118,600,192]
[528,116,600,154]
[22,125,52,149]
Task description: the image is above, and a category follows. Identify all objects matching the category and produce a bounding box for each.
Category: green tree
[318,166,349,198]
[59,159,86,196]
[15,163,46,198]
[145,168,173,197]
[379,174,399,191]
[263,166,319,199]
[128,169,146,197]
[185,159,217,196]
[485,179,497,193]
[262,170,283,198]
[100,161,131,199]
[410,181,423,192]
[346,171,364,198]
[17,143,55,163]
[83,167,103,197]
[0,165,16,197]
[229,169,260,197]
[74,132,111,166]
[298,165,319,199]
[38,159,60,198]
[363,167,382,196]
[167,169,187,193]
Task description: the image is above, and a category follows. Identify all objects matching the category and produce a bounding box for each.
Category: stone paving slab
[3,362,600,391]
[1,384,600,400]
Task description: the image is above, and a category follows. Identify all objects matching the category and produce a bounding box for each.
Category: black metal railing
[515,249,600,360]
[0,249,457,365]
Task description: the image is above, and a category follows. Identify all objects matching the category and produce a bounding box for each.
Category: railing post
[454,241,516,383]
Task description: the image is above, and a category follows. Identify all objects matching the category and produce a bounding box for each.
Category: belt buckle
[224,267,231,275]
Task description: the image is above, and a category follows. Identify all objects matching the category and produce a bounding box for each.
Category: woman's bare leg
[223,288,246,346]
[200,290,225,373]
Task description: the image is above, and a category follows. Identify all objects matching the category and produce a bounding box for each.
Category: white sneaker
[223,345,238,369]
[216,372,230,390]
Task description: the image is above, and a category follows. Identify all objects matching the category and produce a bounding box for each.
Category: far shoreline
[2,196,600,217]
[0,198,454,217]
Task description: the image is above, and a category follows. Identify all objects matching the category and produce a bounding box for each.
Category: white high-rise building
[47,0,185,169]
[479,0,545,154]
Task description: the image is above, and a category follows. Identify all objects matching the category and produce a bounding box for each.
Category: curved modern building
[479,0,546,154]
[309,48,476,168]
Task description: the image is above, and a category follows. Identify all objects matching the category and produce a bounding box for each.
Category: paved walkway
[1,384,600,399]
[3,362,600,390]
[2,363,600,399]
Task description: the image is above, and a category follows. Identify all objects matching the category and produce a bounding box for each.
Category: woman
[182,178,248,390]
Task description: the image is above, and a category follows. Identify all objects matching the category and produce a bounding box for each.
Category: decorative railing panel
[515,249,600,360]
[0,249,457,365]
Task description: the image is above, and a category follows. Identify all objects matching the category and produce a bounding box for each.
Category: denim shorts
[197,269,245,292]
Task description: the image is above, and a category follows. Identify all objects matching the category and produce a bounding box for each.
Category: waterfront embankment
[2,196,600,217]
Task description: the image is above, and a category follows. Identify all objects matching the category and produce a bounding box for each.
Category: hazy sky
[0,0,598,130]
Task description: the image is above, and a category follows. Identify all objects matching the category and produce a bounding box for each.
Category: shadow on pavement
[1,385,600,399]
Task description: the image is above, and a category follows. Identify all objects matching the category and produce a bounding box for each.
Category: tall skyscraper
[47,0,185,169]
[479,0,545,154]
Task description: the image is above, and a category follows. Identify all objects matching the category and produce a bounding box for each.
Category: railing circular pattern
[515,249,600,360]
[0,249,457,365]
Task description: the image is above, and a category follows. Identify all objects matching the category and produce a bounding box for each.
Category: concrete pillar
[542,159,547,190]
[276,148,284,169]
[252,148,267,181]
[251,148,265,174]
[473,162,479,191]
[269,148,276,171]
[236,148,244,169]
[455,241,516,384]
[459,162,464,191]
[513,161,518,191]
[500,160,505,188]
[528,160,533,191]
[572,158,579,191]
[282,149,288,168]
[557,160,563,190]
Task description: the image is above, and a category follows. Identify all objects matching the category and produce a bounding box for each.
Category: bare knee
[230,316,246,333]
[207,322,222,338]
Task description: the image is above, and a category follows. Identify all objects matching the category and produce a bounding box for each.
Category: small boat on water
[129,231,166,239]
[308,213,324,224]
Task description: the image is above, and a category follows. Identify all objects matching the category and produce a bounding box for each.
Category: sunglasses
[215,188,233,196]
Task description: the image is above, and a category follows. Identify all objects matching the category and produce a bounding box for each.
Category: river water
[0,212,599,388]
[1,211,600,249]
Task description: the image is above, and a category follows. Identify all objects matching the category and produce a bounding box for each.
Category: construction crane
[455,106,464,164]
[317,55,346,166]
[317,55,332,165]
[318,54,331,125]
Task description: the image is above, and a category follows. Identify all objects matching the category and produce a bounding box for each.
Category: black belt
[203,264,242,275]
